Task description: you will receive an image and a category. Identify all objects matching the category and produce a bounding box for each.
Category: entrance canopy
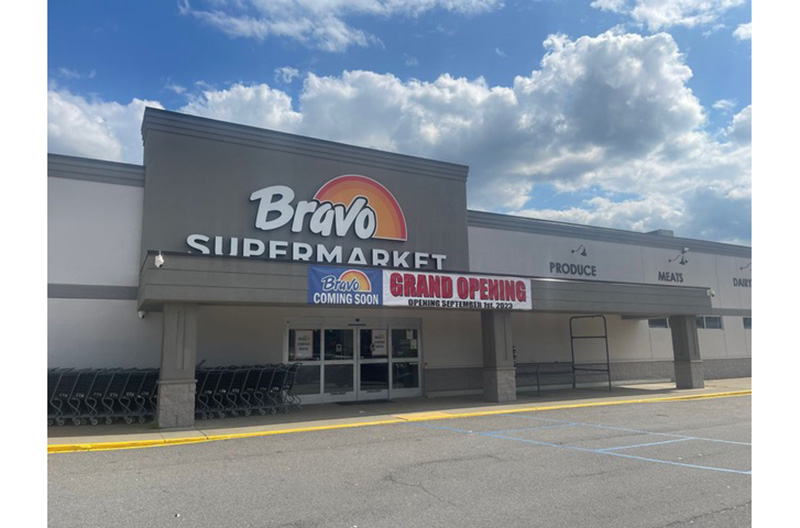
[138,251,711,317]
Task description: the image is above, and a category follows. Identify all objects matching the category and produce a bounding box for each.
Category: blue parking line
[598,451,751,475]
[597,437,693,452]
[408,417,751,476]
[499,413,752,447]
[490,423,579,434]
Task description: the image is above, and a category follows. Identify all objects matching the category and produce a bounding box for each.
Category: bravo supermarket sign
[308,266,531,310]
[188,174,448,270]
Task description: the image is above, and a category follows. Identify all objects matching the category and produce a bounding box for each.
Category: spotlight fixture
[669,247,689,265]
[571,244,587,257]
[154,251,165,268]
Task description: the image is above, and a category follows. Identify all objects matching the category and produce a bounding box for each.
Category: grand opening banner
[382,270,531,310]
[308,266,531,310]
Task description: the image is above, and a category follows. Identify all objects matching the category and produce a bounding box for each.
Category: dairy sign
[186,174,448,270]
[308,266,532,311]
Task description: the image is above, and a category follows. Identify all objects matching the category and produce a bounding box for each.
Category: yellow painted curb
[48,390,750,454]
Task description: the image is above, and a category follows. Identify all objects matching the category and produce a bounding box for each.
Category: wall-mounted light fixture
[669,247,689,265]
[154,251,165,268]
[571,244,587,257]
[740,262,751,271]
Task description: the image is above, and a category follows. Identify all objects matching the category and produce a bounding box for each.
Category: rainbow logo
[314,175,407,241]
[337,269,372,292]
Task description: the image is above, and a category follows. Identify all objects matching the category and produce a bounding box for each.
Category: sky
[46,0,752,245]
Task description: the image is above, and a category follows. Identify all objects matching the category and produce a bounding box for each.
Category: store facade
[48,108,751,428]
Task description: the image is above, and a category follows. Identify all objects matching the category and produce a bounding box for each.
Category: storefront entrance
[285,318,422,404]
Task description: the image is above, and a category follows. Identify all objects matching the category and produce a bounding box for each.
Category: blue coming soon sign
[308,266,383,306]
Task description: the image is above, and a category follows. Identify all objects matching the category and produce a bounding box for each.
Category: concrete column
[668,315,705,389]
[157,303,198,428]
[481,311,516,402]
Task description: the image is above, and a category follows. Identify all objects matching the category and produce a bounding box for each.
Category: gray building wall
[192,305,483,395]
[48,116,752,386]
[48,155,161,369]
[467,213,751,380]
[140,109,471,273]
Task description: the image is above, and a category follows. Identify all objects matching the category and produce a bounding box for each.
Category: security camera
[707,289,716,298]
[138,311,147,319]
[154,253,164,268]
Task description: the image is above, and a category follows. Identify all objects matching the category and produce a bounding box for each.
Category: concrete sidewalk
[48,377,751,453]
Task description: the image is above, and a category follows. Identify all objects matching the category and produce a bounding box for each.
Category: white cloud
[734,22,751,40]
[57,67,96,80]
[712,98,736,111]
[516,194,685,235]
[726,104,751,144]
[47,87,163,164]
[591,0,746,31]
[179,0,504,51]
[274,66,301,84]
[165,82,187,94]
[47,31,751,243]
[179,83,303,131]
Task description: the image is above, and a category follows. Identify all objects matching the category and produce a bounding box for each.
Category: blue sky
[47,0,752,244]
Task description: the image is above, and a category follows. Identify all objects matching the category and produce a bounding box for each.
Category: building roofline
[140,107,470,182]
[48,153,145,187]
[467,210,751,257]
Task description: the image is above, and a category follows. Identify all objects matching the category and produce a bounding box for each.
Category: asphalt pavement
[47,377,751,453]
[48,378,752,528]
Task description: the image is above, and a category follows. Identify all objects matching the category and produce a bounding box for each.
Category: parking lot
[48,393,751,528]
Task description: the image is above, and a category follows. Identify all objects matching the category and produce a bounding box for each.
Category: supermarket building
[48,108,752,428]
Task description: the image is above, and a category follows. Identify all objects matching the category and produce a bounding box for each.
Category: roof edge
[467,210,751,257]
[48,153,145,187]
[141,107,469,182]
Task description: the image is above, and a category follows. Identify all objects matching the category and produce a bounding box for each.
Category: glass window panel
[293,365,321,396]
[743,317,752,330]
[360,329,388,359]
[324,329,354,360]
[360,363,388,391]
[705,316,723,329]
[288,329,320,361]
[648,318,669,329]
[696,317,706,329]
[391,329,419,358]
[324,365,354,394]
[392,362,419,390]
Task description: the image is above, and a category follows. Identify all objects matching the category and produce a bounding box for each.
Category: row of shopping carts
[48,368,159,427]
[195,363,301,420]
[48,363,302,426]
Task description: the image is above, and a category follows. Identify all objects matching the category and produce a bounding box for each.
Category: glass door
[357,329,390,400]
[390,328,422,398]
[286,318,422,403]
[322,329,356,403]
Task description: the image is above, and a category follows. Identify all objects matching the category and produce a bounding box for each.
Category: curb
[48,390,751,454]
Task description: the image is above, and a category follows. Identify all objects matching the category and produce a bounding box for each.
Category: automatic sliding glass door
[322,329,356,402]
[390,328,421,398]
[286,319,422,403]
[358,329,389,400]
